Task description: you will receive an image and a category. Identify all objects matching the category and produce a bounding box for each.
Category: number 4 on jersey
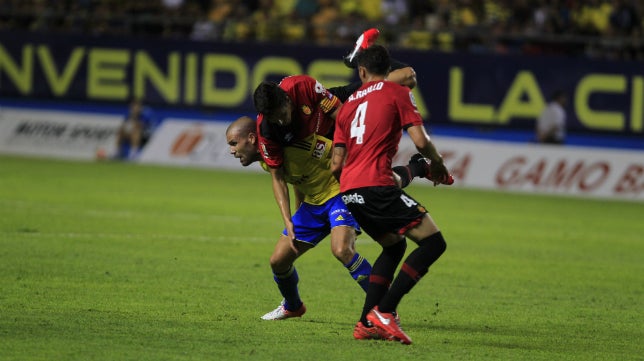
[350,102,368,144]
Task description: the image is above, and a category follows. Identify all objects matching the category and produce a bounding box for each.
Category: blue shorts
[282,194,361,246]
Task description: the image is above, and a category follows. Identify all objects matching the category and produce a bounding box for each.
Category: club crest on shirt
[409,92,418,108]
[301,105,312,115]
[314,81,326,94]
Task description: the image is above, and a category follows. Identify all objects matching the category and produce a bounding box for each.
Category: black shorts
[341,186,427,239]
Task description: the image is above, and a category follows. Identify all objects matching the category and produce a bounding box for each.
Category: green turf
[0,155,642,361]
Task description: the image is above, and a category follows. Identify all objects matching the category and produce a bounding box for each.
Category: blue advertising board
[1,30,642,137]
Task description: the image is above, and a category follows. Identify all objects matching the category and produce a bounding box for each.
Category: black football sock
[360,239,407,325]
[408,159,428,178]
[393,161,429,188]
[379,232,447,313]
[274,265,302,310]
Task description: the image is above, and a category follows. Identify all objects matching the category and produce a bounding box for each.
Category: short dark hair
[355,44,391,76]
[253,81,287,114]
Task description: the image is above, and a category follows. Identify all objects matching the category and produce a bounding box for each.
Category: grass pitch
[0,155,642,361]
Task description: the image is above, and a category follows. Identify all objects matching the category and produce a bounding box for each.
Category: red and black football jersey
[257,75,341,168]
[334,80,424,192]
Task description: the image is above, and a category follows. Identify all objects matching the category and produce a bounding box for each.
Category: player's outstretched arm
[407,125,450,185]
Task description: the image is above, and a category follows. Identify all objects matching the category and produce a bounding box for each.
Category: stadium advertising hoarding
[1,30,643,137]
[0,107,121,160]
[139,120,643,201]
[394,136,643,202]
[138,119,253,170]
[0,107,640,201]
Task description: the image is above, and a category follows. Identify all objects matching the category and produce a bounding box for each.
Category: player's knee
[331,244,354,264]
[439,237,446,255]
[330,227,357,263]
[269,254,290,272]
[421,231,446,256]
[268,254,280,269]
[384,237,407,260]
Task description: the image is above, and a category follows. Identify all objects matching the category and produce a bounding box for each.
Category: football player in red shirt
[332,44,452,344]
[226,114,434,320]
[253,67,418,248]
[235,29,430,321]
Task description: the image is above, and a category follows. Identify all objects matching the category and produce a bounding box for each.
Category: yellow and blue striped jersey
[260,133,339,205]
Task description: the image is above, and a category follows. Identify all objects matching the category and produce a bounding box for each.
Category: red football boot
[344,28,380,67]
[366,306,412,345]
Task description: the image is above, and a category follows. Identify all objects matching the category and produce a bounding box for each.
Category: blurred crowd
[1,0,643,60]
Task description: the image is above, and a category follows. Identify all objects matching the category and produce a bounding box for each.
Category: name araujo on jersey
[347,81,384,102]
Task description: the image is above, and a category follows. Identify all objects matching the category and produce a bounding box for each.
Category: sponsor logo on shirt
[312,139,326,159]
[301,105,312,115]
[342,193,365,204]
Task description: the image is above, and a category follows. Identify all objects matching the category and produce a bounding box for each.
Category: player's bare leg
[261,235,313,320]
[330,226,371,292]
